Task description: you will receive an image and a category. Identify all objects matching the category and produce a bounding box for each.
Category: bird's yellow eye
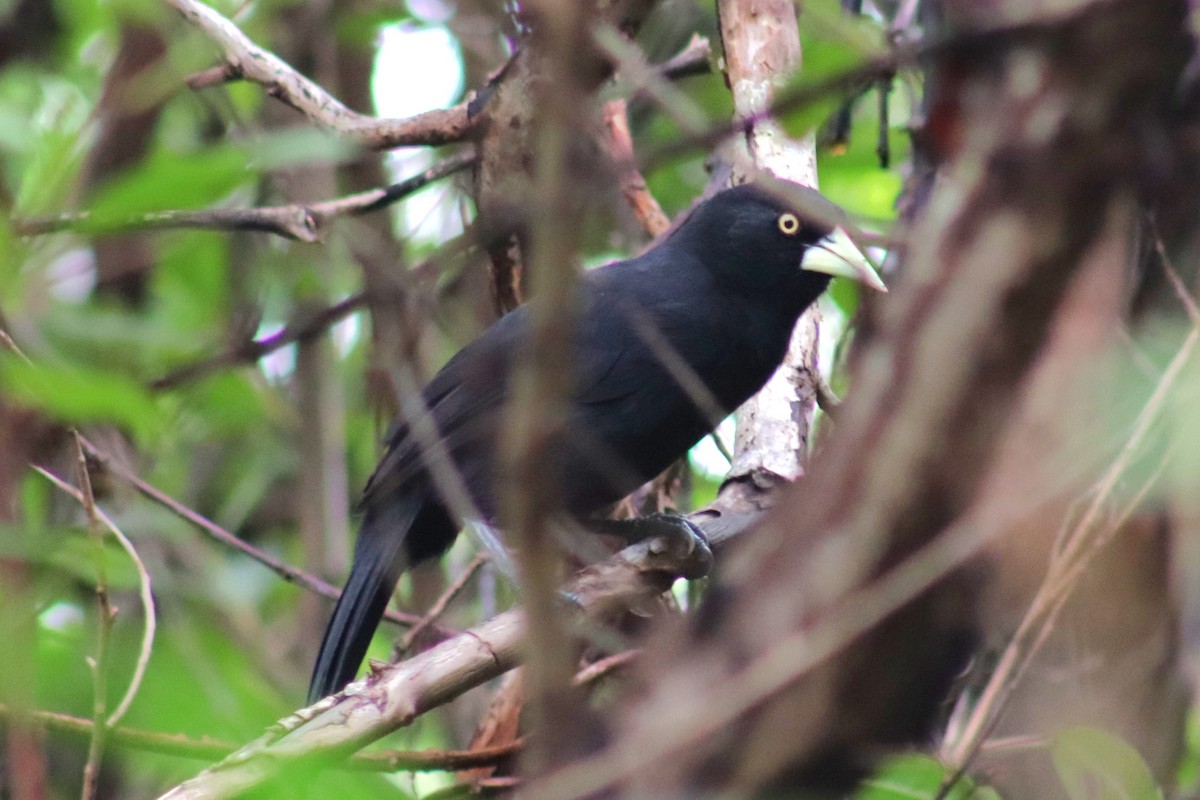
[777,213,800,236]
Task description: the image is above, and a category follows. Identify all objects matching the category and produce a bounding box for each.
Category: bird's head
[679,180,886,300]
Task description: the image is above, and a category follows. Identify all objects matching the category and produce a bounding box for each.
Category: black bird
[308,180,885,702]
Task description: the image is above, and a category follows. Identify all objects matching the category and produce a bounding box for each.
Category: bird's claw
[640,513,713,580]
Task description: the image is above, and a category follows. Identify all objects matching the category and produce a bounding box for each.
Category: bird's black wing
[553,252,738,510]
[358,307,527,513]
[358,245,734,518]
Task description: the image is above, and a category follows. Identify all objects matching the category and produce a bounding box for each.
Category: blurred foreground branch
[522,0,1190,797]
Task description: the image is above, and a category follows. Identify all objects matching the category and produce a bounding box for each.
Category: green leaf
[335,8,413,47]
[0,356,161,440]
[779,0,887,140]
[778,41,860,140]
[184,373,271,435]
[817,96,909,221]
[855,755,1001,800]
[153,230,230,337]
[39,303,209,376]
[828,268,861,319]
[1051,726,1163,800]
[243,127,358,172]
[799,0,888,56]
[11,80,90,215]
[86,145,250,229]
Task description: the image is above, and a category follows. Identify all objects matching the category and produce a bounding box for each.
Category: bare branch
[34,460,158,731]
[150,238,472,391]
[398,554,489,654]
[0,326,33,364]
[163,0,475,149]
[0,704,521,771]
[643,3,1126,171]
[73,435,445,634]
[603,99,670,238]
[14,151,475,241]
[71,433,114,800]
[151,293,366,390]
[655,34,713,82]
[152,529,708,800]
[938,240,1200,785]
[573,651,639,686]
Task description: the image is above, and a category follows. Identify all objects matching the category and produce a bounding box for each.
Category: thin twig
[14,151,475,240]
[151,292,366,390]
[573,651,639,686]
[655,34,713,82]
[643,3,1111,170]
[350,740,525,772]
[152,237,472,391]
[814,373,842,417]
[603,99,671,239]
[978,734,1047,756]
[73,431,113,800]
[0,327,33,364]
[422,775,521,799]
[937,451,1172,799]
[32,462,157,730]
[0,703,521,771]
[937,233,1199,788]
[1154,227,1200,324]
[72,435,446,633]
[399,554,489,653]
[708,430,734,465]
[595,24,709,137]
[163,0,474,149]
[184,64,236,90]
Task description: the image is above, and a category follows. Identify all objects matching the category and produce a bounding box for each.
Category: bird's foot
[638,513,713,580]
[583,514,715,579]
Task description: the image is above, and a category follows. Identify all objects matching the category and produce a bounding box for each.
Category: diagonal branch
[74,435,448,635]
[163,0,475,149]
[150,293,366,390]
[151,527,711,800]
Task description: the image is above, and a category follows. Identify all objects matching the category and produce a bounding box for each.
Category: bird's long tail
[307,497,422,704]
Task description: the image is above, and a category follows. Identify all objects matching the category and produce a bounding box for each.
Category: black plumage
[308,181,881,702]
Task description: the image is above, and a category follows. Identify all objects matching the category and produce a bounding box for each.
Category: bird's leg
[585,514,713,580]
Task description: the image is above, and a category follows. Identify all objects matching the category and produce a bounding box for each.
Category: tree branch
[150,293,366,390]
[14,151,475,240]
[74,435,448,634]
[531,1,1190,796]
[163,0,476,149]
[642,2,1131,171]
[0,704,521,772]
[152,528,710,800]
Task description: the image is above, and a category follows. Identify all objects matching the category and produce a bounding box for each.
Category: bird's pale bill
[803,227,887,293]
